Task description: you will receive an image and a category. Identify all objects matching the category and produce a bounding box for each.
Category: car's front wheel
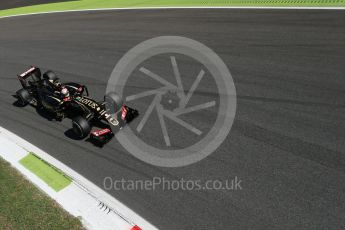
[72,116,91,139]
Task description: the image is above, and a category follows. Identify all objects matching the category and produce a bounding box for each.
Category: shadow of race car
[15,66,138,146]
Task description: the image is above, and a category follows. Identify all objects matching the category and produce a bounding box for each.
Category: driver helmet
[61,87,70,98]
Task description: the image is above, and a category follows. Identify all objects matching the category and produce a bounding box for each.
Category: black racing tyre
[43,70,58,82]
[16,89,31,106]
[72,116,91,139]
[105,92,123,114]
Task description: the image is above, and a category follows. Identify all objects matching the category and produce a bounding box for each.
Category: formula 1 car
[15,66,138,145]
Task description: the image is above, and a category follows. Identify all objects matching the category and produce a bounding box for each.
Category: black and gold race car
[15,66,138,145]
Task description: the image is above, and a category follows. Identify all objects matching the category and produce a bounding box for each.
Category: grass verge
[0,0,344,18]
[0,157,83,229]
[20,153,71,192]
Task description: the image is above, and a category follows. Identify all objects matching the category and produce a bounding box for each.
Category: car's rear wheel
[72,116,91,139]
[16,89,32,106]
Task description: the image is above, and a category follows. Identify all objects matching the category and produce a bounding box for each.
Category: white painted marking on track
[0,126,156,230]
[0,6,344,20]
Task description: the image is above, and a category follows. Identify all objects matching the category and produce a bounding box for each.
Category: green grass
[0,0,344,18]
[20,153,72,192]
[0,157,83,230]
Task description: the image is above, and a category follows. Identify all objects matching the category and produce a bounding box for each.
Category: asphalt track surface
[0,9,345,230]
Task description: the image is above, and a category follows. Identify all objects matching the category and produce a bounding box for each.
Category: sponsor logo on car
[75,96,98,109]
[19,67,36,77]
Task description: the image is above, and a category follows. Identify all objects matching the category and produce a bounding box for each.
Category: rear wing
[17,66,41,88]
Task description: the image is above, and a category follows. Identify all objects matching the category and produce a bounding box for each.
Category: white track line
[0,126,156,230]
[0,6,344,20]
